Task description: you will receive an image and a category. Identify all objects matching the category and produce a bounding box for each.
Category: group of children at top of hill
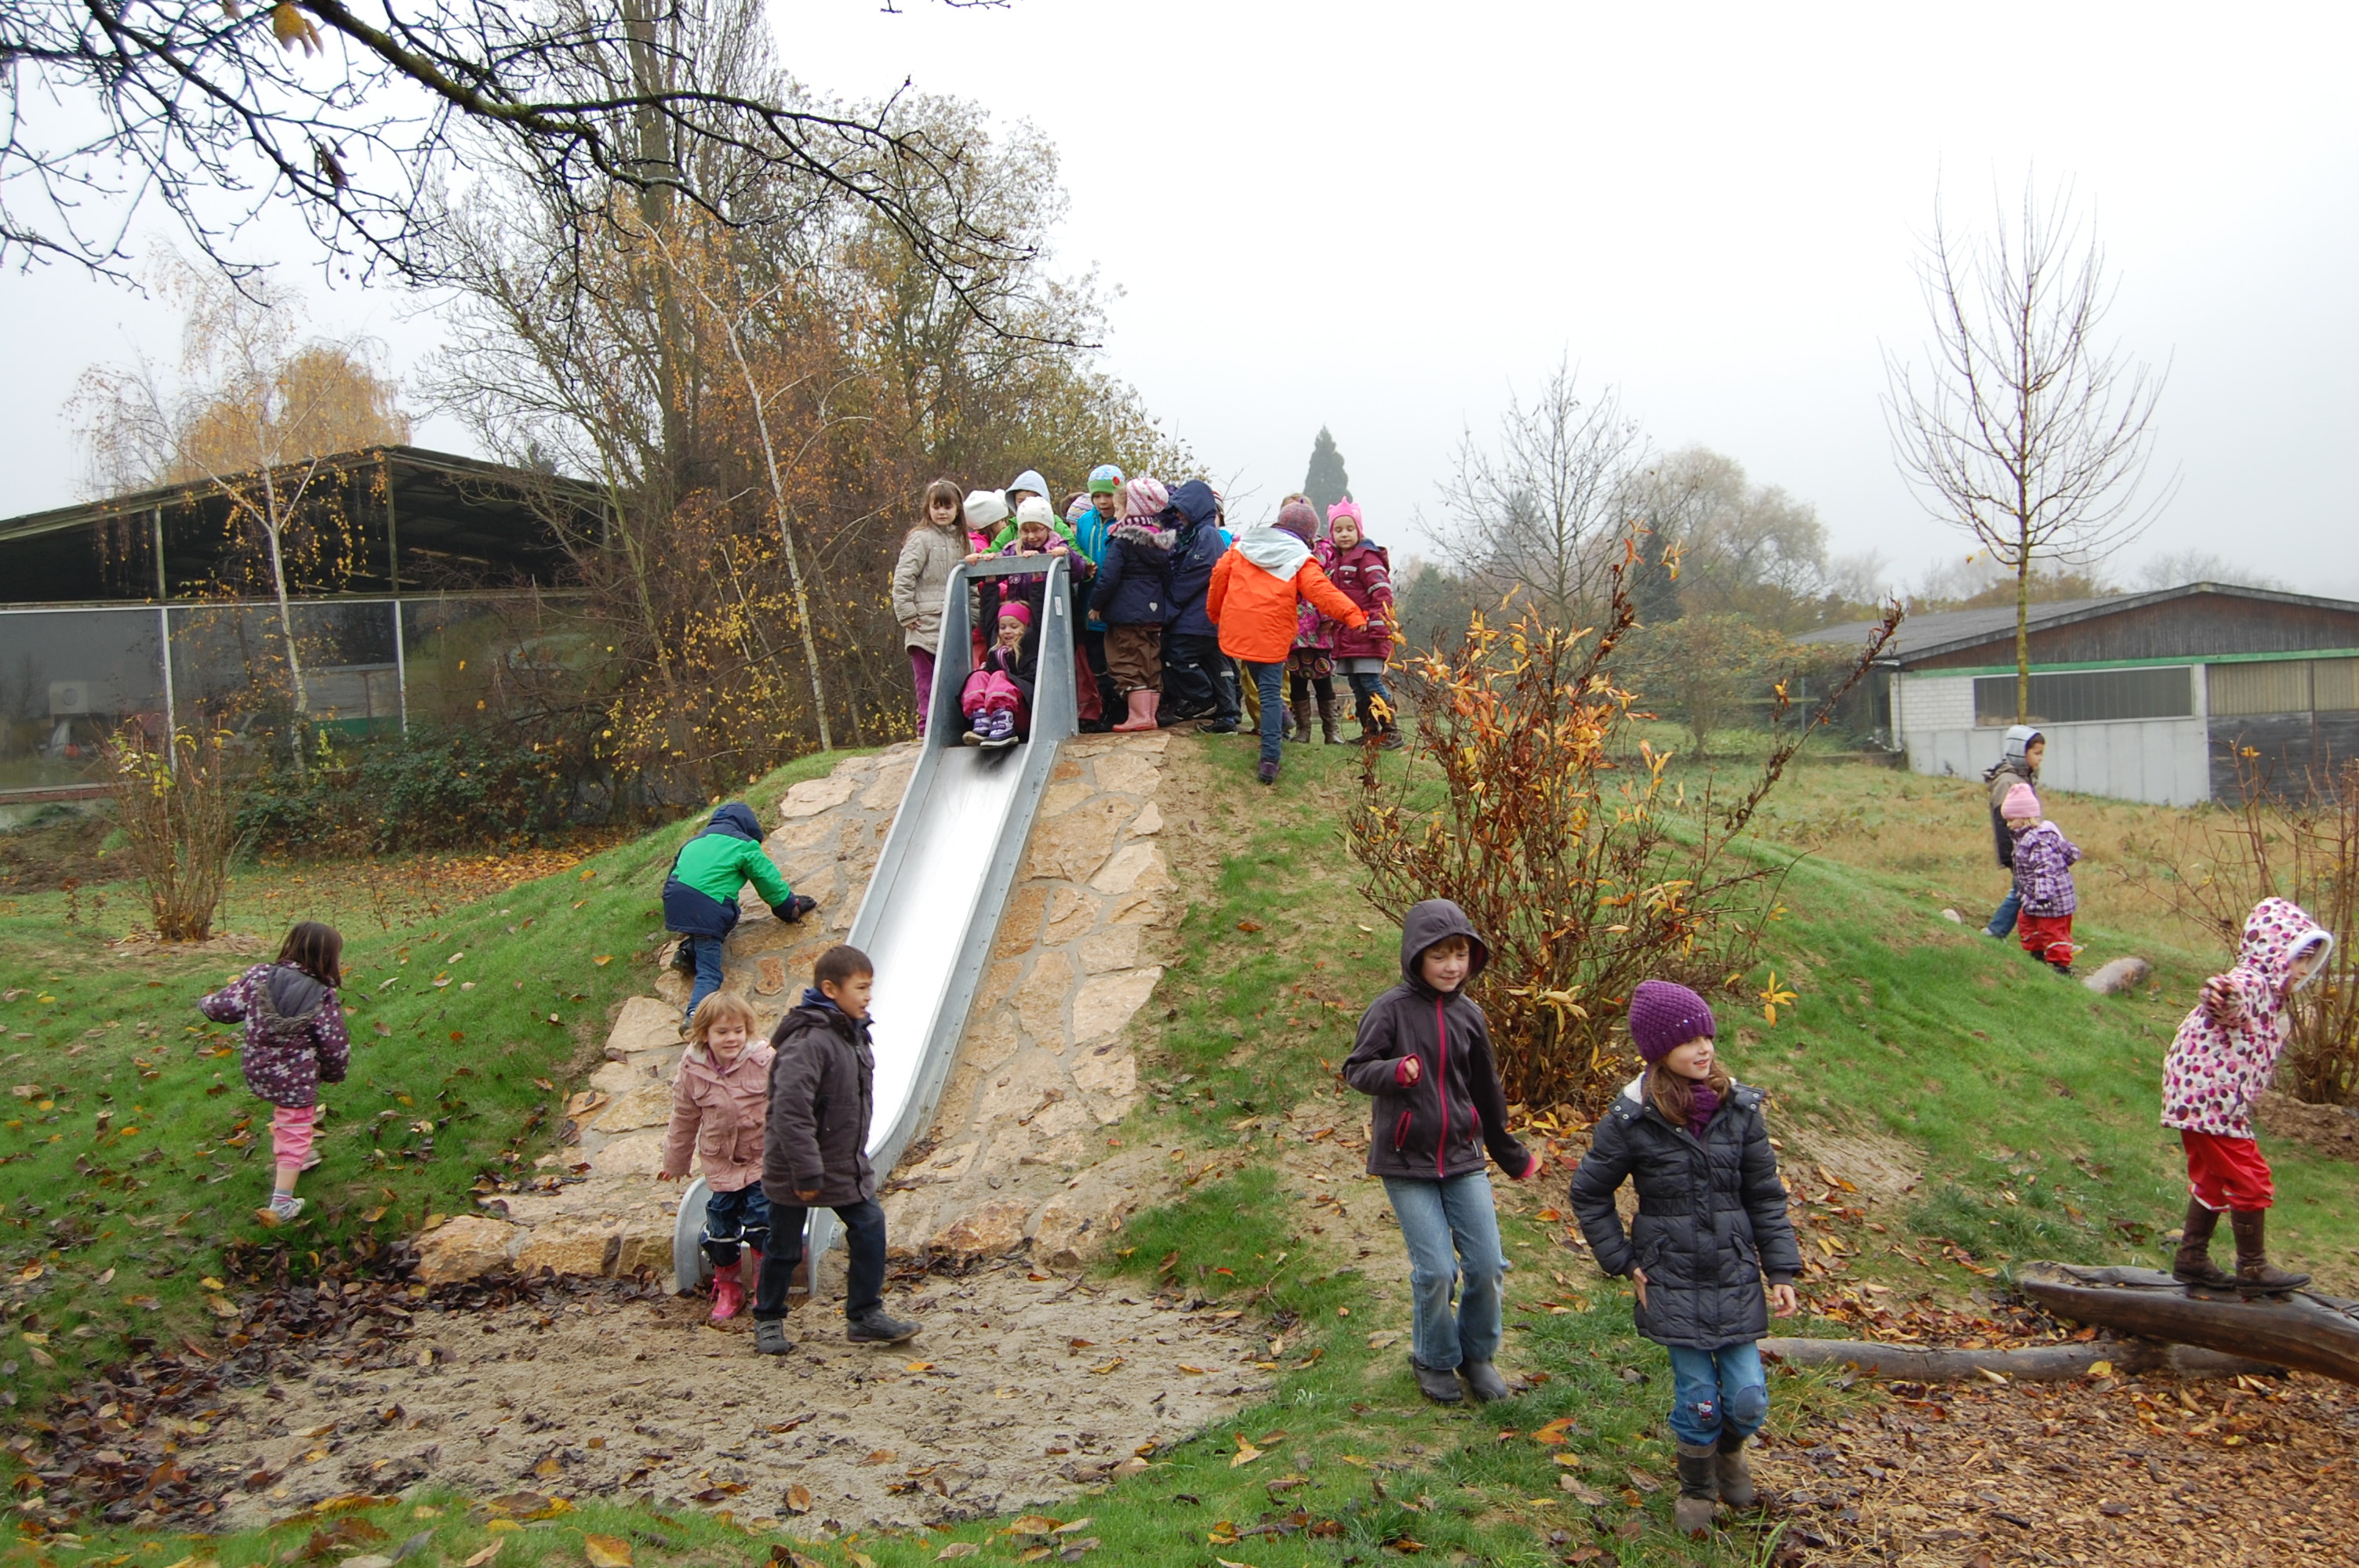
[201,800,2335,1538]
[892,468,1398,784]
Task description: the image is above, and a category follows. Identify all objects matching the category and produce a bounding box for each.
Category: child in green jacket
[662,803,816,1025]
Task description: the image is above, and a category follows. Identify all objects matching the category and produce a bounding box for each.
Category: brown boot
[2172,1200,2236,1289]
[1714,1429,1756,1508]
[1289,691,1314,745]
[1674,1442,1718,1535]
[2230,1209,2310,1294]
[1315,682,1341,743]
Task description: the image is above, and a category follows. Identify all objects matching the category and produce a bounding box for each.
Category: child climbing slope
[199,921,349,1225]
[2162,896,2332,1294]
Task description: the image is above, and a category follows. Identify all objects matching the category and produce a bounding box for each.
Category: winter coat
[1072,503,1115,631]
[2010,822,2079,916]
[200,964,350,1110]
[1205,528,1368,665]
[762,989,878,1207]
[1293,539,1339,652]
[660,1039,776,1192]
[662,804,798,938]
[892,524,967,653]
[984,471,1070,551]
[1569,1073,1801,1351]
[1089,520,1175,627]
[2161,897,2334,1140]
[1982,725,2042,869]
[1342,900,1535,1183]
[1323,538,1395,661]
[1165,481,1229,639]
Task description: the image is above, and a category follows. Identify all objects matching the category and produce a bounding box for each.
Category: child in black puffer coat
[1568,979,1801,1537]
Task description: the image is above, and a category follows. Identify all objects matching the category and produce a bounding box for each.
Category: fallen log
[2018,1261,2359,1386]
[1759,1337,2281,1383]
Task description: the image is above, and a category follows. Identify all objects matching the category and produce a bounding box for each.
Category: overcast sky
[4,1,2354,593]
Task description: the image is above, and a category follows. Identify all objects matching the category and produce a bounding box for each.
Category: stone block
[929,1199,1031,1259]
[1079,924,1146,975]
[1090,842,1172,895]
[1030,1198,1121,1270]
[589,1083,673,1134]
[610,1214,676,1279]
[413,1216,519,1284]
[589,1057,663,1098]
[1050,756,1085,783]
[961,1011,1021,1073]
[492,1174,656,1227]
[587,1130,667,1178]
[1039,779,1096,818]
[779,771,857,818]
[1106,891,1164,926]
[1029,1097,1094,1140]
[993,884,1049,959]
[862,760,916,810]
[1127,801,1164,836]
[1090,747,1163,797]
[978,1051,1071,1124]
[1026,796,1130,882]
[605,996,683,1060]
[514,1216,617,1279]
[1016,951,1076,1040]
[1043,887,1100,943]
[1072,1051,1139,1121]
[1073,967,1162,1044]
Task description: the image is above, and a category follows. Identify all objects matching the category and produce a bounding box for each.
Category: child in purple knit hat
[1568,979,1801,1537]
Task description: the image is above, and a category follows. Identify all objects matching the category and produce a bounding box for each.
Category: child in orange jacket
[1208,499,1366,784]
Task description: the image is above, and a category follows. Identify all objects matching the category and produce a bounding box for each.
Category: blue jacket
[1072,503,1115,631]
[1165,481,1229,638]
[1089,521,1175,627]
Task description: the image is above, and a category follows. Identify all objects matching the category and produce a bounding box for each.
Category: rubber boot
[1674,1442,1719,1535]
[2172,1200,2236,1289]
[1458,1360,1510,1403]
[710,1271,745,1322]
[1316,682,1340,744]
[1111,690,1157,732]
[1714,1430,1757,1508]
[2230,1208,2310,1294]
[1411,1359,1463,1404]
[1289,691,1314,745]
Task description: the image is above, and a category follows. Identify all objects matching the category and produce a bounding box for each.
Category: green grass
[0,750,868,1417]
[6,729,2356,1568]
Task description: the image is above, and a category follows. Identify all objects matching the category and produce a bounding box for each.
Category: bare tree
[0,0,1019,289]
[1438,358,1645,628]
[2130,548,2282,593]
[1884,183,2176,720]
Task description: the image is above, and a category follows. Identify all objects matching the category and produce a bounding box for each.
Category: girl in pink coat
[2160,897,2332,1294]
[660,992,778,1321]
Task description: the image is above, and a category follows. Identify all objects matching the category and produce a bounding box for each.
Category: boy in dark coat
[663,803,816,1027]
[1980,725,2042,937]
[750,944,919,1355]
[1343,900,1537,1405]
[1569,981,1801,1534]
[1161,479,1240,731]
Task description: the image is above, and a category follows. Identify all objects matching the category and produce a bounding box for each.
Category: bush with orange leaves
[1349,543,1899,1114]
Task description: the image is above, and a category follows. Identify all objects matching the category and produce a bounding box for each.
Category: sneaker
[752,1316,794,1356]
[980,710,1019,749]
[1256,760,1279,786]
[258,1194,304,1225]
[846,1308,921,1344]
[1198,720,1238,735]
[300,1151,322,1172]
[961,724,986,745]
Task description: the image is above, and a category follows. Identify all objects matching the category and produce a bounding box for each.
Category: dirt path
[198,1259,1269,1535]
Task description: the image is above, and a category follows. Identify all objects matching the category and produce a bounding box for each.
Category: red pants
[2183,1129,2274,1211]
[2019,912,2074,967]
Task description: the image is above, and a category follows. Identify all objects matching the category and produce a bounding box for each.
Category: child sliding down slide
[961,602,1036,748]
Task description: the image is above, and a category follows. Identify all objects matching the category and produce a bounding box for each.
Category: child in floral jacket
[199,921,349,1225]
[2001,782,2079,973]
[2161,896,2332,1294]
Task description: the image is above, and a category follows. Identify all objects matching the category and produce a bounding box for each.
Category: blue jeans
[701,1181,771,1268]
[679,932,728,1025]
[1986,885,2023,938]
[1245,660,1287,770]
[1381,1171,1506,1371]
[1346,671,1393,728]
[753,1197,887,1322]
[1665,1341,1769,1448]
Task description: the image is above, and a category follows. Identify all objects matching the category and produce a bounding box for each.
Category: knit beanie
[2001,781,2041,818]
[962,489,1009,531]
[1065,494,1093,523]
[1089,463,1126,495]
[1015,495,1056,529]
[1121,477,1169,521]
[997,602,1033,626]
[1627,979,1716,1064]
[1327,498,1365,535]
[1276,500,1319,543]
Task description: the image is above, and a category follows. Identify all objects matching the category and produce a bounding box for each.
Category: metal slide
[674,555,1077,1292]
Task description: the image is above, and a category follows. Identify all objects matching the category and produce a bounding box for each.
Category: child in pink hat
[2001,782,2080,973]
[959,602,1034,748]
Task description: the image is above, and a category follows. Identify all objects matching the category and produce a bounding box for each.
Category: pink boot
[1112,691,1159,732]
[711,1270,745,1322]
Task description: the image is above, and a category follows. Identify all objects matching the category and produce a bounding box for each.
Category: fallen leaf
[594,955,613,967]
[1016,1551,1049,1566]
[1229,1433,1264,1468]
[1176,1364,1209,1374]
[858,1449,897,1466]
[782,1483,812,1515]
[1088,1358,1123,1374]
[582,1536,632,1568]
[1006,1516,1062,1536]
[1559,1475,1608,1504]
[2088,1360,2114,1379]
[936,1548,980,1562]
[1625,1466,1659,1494]
[463,1548,500,1568]
[1051,1519,1093,1536]
[905,1360,934,1373]
[1366,1330,1403,1349]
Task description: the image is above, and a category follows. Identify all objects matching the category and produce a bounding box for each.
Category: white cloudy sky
[3,1,2354,593]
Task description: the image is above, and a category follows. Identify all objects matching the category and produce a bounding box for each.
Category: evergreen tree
[1632,524,1685,625]
[1303,426,1352,517]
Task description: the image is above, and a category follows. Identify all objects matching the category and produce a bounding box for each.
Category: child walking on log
[1343,899,1537,1406]
[2162,896,2332,1294]
[751,944,921,1355]
[199,921,349,1225]
[1569,980,1801,1537]
[658,992,776,1322]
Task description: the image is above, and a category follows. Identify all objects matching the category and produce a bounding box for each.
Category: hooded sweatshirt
[1341,899,1534,1182]
[1205,526,1368,664]
[2161,897,2335,1141]
[200,963,351,1109]
[1982,725,2043,869]
[1165,480,1230,638]
[987,470,1074,550]
[662,804,798,938]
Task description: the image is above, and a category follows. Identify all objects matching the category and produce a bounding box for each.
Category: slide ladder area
[802,554,1078,1269]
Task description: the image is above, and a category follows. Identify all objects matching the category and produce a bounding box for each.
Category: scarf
[1687,1082,1721,1138]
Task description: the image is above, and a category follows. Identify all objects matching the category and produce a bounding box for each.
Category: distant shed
[1796,583,2359,805]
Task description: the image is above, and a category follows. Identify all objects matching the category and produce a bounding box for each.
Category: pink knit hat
[996,601,1033,626]
[1121,477,1169,521]
[1327,499,1365,534]
[2001,782,2041,818]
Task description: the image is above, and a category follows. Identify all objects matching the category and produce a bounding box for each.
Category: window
[2209,658,2359,717]
[1972,666,2193,727]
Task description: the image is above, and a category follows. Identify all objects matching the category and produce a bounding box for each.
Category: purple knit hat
[1627,979,1716,1064]
[1275,500,1319,543]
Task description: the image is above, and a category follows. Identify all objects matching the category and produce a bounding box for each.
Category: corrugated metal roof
[1796,583,2359,665]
